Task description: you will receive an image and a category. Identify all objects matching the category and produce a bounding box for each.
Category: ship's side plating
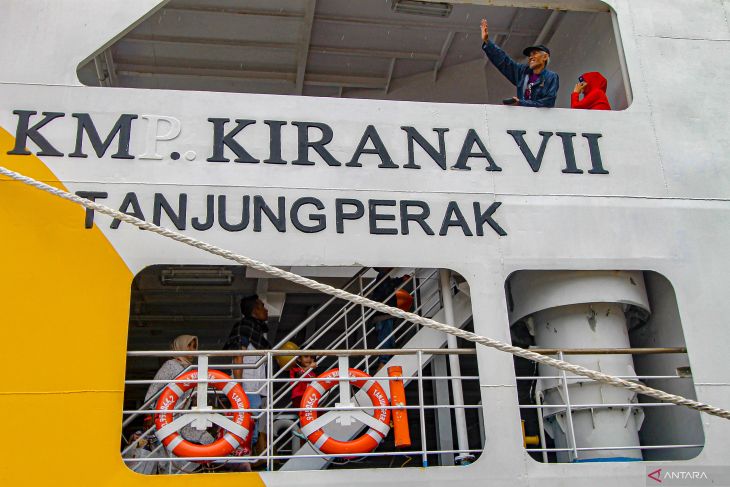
[0,0,729,485]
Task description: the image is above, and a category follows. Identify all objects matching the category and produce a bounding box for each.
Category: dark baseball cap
[523,44,551,56]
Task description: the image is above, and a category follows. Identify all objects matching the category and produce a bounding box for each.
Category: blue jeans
[247,393,262,448]
[375,318,396,365]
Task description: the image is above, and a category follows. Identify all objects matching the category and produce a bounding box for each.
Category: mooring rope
[1,165,728,420]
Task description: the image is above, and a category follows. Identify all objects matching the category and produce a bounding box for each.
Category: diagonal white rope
[2,165,728,421]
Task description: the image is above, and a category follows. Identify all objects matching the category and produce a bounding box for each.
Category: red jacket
[571,72,611,110]
[290,366,316,400]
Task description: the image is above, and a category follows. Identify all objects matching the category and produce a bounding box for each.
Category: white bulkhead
[0,0,729,485]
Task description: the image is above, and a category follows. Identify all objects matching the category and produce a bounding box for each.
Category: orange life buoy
[155,369,252,458]
[299,368,391,455]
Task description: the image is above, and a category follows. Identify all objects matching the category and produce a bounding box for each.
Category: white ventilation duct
[510,271,651,462]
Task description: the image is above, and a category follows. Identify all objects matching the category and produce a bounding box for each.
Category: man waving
[480,18,559,108]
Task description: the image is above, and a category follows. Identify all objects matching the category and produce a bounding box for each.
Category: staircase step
[281,291,473,471]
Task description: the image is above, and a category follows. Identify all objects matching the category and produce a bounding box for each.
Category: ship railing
[267,268,441,412]
[257,267,419,401]
[515,347,703,463]
[264,270,444,458]
[122,348,482,473]
[291,288,442,428]
[290,269,438,359]
[122,347,698,472]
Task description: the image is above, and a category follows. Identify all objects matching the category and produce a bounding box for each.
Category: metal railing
[266,272,447,464]
[266,269,441,419]
[515,347,703,463]
[121,348,482,473]
[122,343,702,474]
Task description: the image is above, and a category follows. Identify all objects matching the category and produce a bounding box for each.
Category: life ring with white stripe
[154,369,252,458]
[299,368,391,455]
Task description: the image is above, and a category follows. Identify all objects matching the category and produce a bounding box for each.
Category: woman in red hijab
[571,72,611,110]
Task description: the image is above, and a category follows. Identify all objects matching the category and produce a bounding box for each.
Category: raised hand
[480,18,489,43]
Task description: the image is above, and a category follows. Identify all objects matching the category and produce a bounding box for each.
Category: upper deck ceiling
[79,0,578,98]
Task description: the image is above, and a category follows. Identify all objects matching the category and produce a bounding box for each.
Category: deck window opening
[78,0,630,110]
[121,265,482,473]
[505,270,704,464]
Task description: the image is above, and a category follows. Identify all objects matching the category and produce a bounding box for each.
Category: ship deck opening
[506,270,705,464]
[122,265,484,473]
[78,0,631,110]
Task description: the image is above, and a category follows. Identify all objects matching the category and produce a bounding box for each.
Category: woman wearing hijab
[144,334,198,402]
[571,71,612,110]
[143,334,214,474]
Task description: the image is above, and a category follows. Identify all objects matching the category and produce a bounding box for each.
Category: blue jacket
[482,41,559,108]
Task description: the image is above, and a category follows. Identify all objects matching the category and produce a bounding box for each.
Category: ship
[1,0,728,485]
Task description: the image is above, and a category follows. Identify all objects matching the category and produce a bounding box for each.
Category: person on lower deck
[571,71,611,110]
[142,334,214,474]
[144,334,199,403]
[480,18,559,108]
[225,295,271,462]
[370,268,409,371]
[290,354,318,409]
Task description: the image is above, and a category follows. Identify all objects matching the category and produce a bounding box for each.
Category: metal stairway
[278,274,473,471]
